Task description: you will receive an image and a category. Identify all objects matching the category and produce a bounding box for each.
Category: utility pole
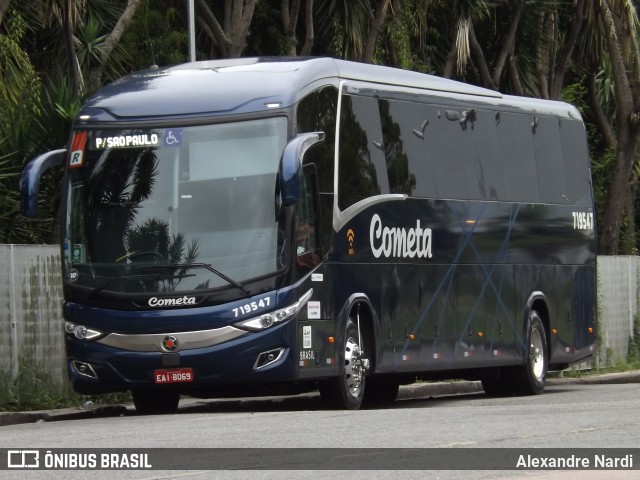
[188,0,196,62]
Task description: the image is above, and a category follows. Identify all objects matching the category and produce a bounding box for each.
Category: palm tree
[0,10,53,243]
[316,0,367,59]
[196,0,258,58]
[585,0,640,254]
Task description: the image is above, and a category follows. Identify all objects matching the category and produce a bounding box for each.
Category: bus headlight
[233,289,313,332]
[65,322,104,341]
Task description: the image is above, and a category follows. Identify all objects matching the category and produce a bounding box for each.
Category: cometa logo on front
[148,296,197,307]
[369,213,433,259]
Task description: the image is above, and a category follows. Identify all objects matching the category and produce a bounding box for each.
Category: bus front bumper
[65,321,300,395]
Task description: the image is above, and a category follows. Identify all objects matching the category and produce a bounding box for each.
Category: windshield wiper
[136,262,251,296]
[85,272,196,300]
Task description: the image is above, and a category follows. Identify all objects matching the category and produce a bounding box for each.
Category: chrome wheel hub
[529,327,545,380]
[344,336,366,396]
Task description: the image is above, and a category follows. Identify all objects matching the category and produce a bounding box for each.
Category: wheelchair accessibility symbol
[163,129,183,147]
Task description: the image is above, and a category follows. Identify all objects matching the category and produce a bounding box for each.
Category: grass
[555,360,640,378]
[553,328,640,378]
[0,364,131,412]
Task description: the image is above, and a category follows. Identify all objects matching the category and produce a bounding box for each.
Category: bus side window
[338,94,388,210]
[296,86,337,255]
[378,99,416,196]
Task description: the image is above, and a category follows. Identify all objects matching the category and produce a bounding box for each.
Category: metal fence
[0,245,637,387]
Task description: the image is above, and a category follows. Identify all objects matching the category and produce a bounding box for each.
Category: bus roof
[79,57,578,121]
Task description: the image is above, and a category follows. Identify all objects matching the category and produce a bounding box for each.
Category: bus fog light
[254,348,285,370]
[72,360,98,379]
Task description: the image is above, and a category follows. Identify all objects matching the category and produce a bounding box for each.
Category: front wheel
[319,319,368,409]
[513,310,547,395]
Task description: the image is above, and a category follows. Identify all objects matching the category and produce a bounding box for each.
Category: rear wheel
[513,310,547,395]
[132,390,180,414]
[320,319,368,409]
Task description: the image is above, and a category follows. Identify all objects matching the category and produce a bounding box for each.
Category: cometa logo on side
[369,213,433,259]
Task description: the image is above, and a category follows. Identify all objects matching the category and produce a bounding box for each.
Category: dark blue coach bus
[20,58,596,413]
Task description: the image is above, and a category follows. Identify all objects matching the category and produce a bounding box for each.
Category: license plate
[153,368,194,384]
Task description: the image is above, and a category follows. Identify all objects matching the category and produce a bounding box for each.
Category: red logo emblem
[162,336,179,352]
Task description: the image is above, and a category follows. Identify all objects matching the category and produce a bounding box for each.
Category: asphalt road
[1,369,638,426]
[0,370,638,479]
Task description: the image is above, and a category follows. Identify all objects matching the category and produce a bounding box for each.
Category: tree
[436,0,586,99]
[196,0,259,58]
[0,8,52,242]
[282,0,314,56]
[591,0,640,254]
[21,0,142,96]
[0,1,144,243]
[0,0,10,25]
[86,0,142,92]
[120,0,189,69]
[316,0,393,62]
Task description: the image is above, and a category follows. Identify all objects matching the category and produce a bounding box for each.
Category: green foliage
[0,13,43,158]
[0,363,74,411]
[0,0,636,251]
[0,10,55,243]
[0,363,131,412]
[619,215,639,255]
[594,56,616,125]
[316,0,371,59]
[121,0,188,69]
[629,313,640,364]
[248,1,287,56]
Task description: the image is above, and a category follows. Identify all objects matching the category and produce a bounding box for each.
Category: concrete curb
[2,370,638,427]
[396,369,640,401]
[546,370,640,385]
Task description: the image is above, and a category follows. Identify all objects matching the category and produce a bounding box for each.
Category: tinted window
[383,99,437,198]
[338,95,388,210]
[336,89,588,206]
[383,99,504,201]
[379,100,416,195]
[560,119,590,203]
[296,86,338,251]
[496,112,540,203]
[532,116,568,203]
[464,109,504,201]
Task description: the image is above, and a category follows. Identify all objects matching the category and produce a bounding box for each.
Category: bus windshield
[63,117,288,295]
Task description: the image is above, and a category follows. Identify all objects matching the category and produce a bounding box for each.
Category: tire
[513,310,547,395]
[320,318,368,410]
[132,390,180,414]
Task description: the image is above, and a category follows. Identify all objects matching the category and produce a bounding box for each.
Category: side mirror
[19,149,66,217]
[279,132,324,206]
